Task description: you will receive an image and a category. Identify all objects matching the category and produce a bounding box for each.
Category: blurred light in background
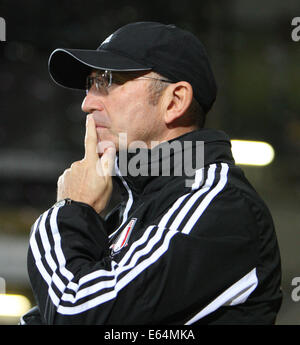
[231,140,275,166]
[0,294,31,317]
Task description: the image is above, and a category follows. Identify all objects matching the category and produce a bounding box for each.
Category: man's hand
[57,114,116,213]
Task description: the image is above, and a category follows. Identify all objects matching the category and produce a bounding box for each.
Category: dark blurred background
[0,0,299,324]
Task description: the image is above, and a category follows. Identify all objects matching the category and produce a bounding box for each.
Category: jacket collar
[113,128,234,197]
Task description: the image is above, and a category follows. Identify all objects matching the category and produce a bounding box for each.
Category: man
[21,22,282,325]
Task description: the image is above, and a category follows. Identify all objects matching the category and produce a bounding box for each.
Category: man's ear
[163,81,193,125]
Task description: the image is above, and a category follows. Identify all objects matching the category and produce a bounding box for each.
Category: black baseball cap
[48,21,217,114]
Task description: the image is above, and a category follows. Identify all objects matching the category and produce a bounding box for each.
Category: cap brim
[48,48,152,90]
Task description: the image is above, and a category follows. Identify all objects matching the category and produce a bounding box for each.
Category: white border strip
[185,268,258,325]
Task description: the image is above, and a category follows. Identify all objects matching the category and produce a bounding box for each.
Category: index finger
[84,114,98,161]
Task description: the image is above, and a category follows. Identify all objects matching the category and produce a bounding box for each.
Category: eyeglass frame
[85,69,173,94]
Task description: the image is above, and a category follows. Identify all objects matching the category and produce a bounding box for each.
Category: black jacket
[22,129,282,325]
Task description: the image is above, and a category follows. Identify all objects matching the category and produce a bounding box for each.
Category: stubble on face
[83,71,168,154]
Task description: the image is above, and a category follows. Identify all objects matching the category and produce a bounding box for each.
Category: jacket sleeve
[27,190,259,325]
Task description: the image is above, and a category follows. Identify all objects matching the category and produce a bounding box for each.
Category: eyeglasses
[86,70,173,94]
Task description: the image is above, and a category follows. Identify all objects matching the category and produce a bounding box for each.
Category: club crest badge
[110,218,137,255]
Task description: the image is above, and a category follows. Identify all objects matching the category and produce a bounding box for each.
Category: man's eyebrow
[89,69,104,77]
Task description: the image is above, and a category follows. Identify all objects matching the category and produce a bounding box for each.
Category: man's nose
[81,91,104,114]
